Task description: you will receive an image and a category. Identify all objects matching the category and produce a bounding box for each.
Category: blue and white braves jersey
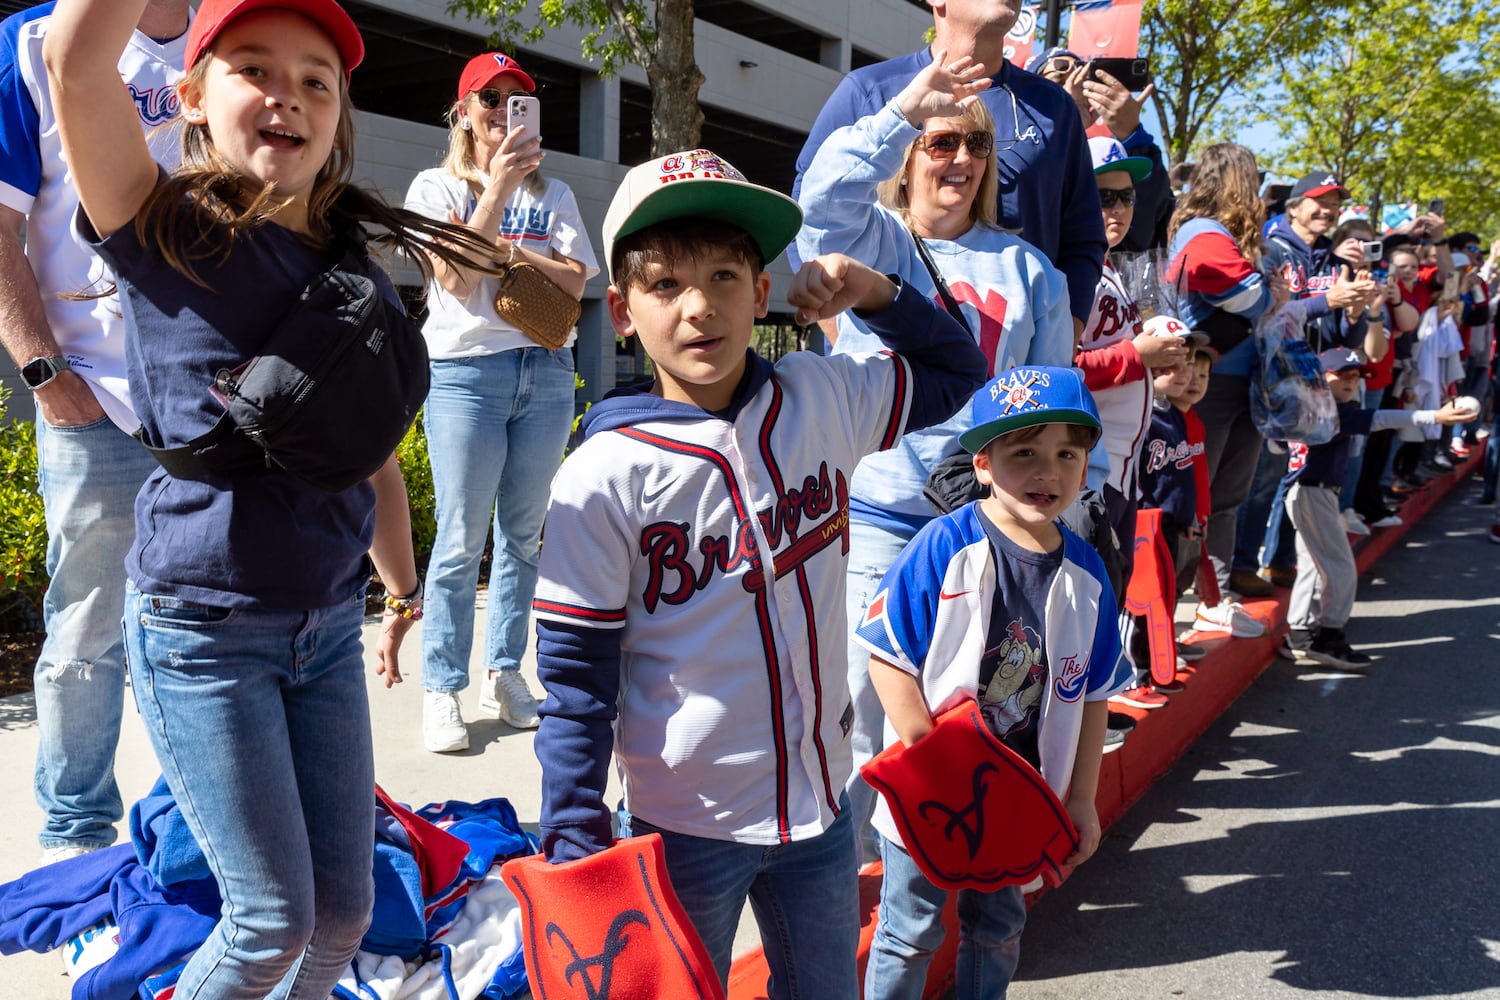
[853,502,1130,844]
[533,346,913,846]
[404,167,599,358]
[0,3,188,430]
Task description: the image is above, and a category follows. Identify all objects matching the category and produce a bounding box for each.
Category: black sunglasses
[1098,188,1136,208]
[472,88,526,110]
[920,130,994,159]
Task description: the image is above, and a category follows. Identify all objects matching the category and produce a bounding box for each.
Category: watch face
[21,356,60,388]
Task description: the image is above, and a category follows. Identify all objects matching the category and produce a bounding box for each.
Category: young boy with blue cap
[1280,347,1471,667]
[853,365,1133,999]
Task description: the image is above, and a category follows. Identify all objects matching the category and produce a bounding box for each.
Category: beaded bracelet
[383,589,424,621]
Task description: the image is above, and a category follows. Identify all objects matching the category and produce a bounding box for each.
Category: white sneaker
[423,691,470,753]
[477,671,541,729]
[1192,601,1266,639]
[1369,513,1402,529]
[40,844,101,867]
[1342,509,1371,536]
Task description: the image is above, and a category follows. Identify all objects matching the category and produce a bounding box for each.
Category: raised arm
[796,55,988,271]
[41,0,160,240]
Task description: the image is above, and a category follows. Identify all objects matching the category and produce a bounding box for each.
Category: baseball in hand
[1453,396,1480,415]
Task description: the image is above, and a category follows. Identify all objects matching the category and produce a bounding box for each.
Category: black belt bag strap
[139,243,430,493]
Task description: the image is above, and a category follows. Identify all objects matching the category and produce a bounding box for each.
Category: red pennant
[502,834,725,1000]
[1123,508,1180,686]
[1067,0,1143,58]
[861,698,1078,891]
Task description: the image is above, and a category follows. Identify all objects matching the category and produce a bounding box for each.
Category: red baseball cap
[185,0,365,80]
[457,52,537,99]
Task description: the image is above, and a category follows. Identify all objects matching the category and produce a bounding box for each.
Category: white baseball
[1453,395,1480,414]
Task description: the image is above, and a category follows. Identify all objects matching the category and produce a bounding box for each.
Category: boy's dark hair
[611,218,764,292]
[988,421,1098,448]
[1190,347,1214,369]
[1449,231,1481,251]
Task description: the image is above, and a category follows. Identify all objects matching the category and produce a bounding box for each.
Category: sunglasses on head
[1048,56,1079,74]
[1098,187,1136,208]
[472,88,524,110]
[920,130,994,159]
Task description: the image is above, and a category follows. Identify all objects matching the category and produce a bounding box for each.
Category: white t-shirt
[404,168,599,358]
[0,8,189,430]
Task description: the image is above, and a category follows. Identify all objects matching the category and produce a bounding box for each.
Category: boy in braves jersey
[529,149,985,995]
[853,366,1131,999]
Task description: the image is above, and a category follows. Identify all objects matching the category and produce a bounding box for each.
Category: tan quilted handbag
[492,255,581,350]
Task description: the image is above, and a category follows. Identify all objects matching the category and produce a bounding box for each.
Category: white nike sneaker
[423,690,470,753]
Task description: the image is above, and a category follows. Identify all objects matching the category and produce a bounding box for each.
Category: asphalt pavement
[1011,483,1500,999]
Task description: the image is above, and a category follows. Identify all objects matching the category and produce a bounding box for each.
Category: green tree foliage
[1252,0,1500,233]
[0,391,47,630]
[1141,0,1333,163]
[446,0,704,154]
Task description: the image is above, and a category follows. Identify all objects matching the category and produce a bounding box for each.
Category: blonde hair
[1167,142,1265,264]
[441,96,546,199]
[135,54,501,288]
[876,99,999,230]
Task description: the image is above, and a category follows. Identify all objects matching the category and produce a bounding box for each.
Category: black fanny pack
[137,238,429,493]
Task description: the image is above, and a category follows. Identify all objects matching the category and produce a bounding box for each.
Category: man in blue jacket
[793,0,1106,338]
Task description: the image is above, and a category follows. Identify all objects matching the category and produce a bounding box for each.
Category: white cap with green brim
[602,149,804,283]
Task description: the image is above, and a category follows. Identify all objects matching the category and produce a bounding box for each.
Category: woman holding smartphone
[404,52,598,753]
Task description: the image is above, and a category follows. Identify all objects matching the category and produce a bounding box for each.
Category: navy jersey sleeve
[535,620,622,863]
[859,277,987,432]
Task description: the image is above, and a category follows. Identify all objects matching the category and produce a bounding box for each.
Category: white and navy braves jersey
[0,3,188,430]
[853,502,1130,846]
[1076,259,1151,498]
[532,280,987,861]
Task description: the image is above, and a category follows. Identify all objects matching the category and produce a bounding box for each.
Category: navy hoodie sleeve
[858,275,988,432]
[535,620,622,862]
[1052,103,1108,323]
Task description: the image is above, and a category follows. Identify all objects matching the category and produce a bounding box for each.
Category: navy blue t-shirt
[975,508,1062,769]
[89,193,381,610]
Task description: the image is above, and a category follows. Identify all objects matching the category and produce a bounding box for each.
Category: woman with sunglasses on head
[404,52,598,754]
[797,55,1074,866]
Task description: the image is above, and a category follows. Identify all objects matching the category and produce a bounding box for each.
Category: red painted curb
[726,453,1480,998]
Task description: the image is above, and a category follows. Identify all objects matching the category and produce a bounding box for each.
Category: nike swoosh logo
[940,590,973,601]
[641,480,674,505]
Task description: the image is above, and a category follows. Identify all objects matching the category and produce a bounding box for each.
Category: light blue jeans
[421,348,575,691]
[33,414,155,849]
[844,518,918,866]
[628,799,861,999]
[866,836,1027,1000]
[125,585,375,999]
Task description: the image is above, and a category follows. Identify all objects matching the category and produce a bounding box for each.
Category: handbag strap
[911,230,972,335]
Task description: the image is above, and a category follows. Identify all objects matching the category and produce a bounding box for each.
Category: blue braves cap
[958,366,1102,453]
[1318,347,1363,373]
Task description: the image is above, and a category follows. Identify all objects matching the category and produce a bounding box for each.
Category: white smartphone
[506,95,541,140]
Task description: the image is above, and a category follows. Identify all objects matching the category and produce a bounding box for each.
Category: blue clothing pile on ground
[0,781,538,1000]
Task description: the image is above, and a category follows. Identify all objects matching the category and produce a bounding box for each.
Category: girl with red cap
[41,0,501,995]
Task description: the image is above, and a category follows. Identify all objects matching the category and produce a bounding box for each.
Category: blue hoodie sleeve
[535,620,621,862]
[790,69,881,270]
[858,276,988,432]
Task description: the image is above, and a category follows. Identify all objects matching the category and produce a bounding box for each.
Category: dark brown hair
[611,219,763,292]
